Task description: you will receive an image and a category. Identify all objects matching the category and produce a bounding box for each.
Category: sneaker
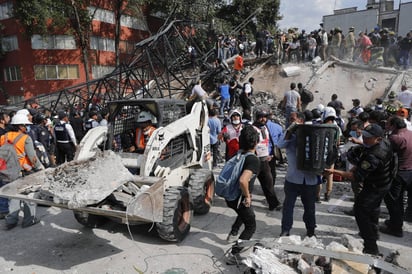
[225,253,243,265]
[324,193,330,202]
[226,231,239,243]
[0,212,8,219]
[379,225,403,238]
[22,217,40,228]
[3,222,17,231]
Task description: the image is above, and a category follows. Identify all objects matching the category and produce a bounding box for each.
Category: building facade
[323,0,412,37]
[0,0,161,105]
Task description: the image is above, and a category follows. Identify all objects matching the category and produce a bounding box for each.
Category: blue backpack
[215,151,254,201]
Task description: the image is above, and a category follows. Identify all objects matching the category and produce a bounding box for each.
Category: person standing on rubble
[277,112,319,237]
[281,82,302,128]
[358,31,373,65]
[325,124,395,255]
[224,125,260,265]
[345,27,356,61]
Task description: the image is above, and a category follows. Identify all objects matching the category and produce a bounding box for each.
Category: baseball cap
[397,108,408,118]
[362,124,384,138]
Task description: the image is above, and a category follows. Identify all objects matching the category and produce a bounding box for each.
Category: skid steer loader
[0,98,215,242]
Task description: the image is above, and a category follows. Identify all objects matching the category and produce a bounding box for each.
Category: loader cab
[105,99,188,173]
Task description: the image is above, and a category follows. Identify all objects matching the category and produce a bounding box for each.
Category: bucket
[296,124,339,174]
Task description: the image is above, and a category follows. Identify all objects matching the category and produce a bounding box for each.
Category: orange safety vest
[0,131,31,170]
[135,126,156,151]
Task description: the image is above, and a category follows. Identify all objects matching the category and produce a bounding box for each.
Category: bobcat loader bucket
[0,151,164,223]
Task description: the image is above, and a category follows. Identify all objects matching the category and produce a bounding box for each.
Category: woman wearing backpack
[224,125,260,265]
[0,113,44,230]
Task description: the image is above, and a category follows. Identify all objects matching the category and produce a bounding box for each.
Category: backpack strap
[12,133,25,145]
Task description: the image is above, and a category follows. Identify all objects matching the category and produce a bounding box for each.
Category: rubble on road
[242,234,408,274]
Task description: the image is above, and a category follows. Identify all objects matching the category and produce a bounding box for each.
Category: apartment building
[0,0,161,105]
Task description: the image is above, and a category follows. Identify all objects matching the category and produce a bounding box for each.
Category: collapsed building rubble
[240,234,409,274]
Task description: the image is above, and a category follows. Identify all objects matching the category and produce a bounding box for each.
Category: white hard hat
[322,106,337,121]
[137,111,154,123]
[229,109,242,118]
[11,113,33,125]
[16,109,30,116]
[239,43,245,50]
[317,104,325,113]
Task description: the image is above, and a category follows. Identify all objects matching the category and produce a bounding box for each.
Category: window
[119,40,136,54]
[1,36,18,51]
[90,36,115,52]
[120,14,148,31]
[0,2,13,20]
[34,65,79,80]
[31,35,76,50]
[88,6,114,24]
[4,66,22,82]
[92,65,115,78]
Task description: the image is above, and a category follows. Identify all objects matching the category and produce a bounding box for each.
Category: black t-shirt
[242,153,260,192]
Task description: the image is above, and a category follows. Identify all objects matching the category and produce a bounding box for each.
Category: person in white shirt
[281,82,302,128]
[397,85,412,117]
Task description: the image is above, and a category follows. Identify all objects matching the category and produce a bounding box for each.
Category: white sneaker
[226,232,238,243]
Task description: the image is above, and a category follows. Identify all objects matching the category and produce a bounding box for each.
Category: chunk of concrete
[282,66,301,77]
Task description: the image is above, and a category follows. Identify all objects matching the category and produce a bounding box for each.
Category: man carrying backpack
[0,113,44,230]
[222,125,260,265]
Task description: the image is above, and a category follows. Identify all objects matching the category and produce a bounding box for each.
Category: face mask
[349,131,357,138]
[232,119,240,125]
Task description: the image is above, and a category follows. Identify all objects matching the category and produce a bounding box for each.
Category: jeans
[220,98,230,116]
[399,49,410,69]
[226,196,256,254]
[5,199,37,226]
[281,180,317,234]
[0,179,9,214]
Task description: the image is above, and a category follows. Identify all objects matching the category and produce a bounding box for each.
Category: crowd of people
[212,27,411,68]
[203,76,412,263]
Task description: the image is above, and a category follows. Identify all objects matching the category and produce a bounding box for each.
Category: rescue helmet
[322,106,337,122]
[311,108,321,119]
[255,109,269,119]
[16,109,30,116]
[388,90,396,99]
[137,111,154,123]
[316,104,325,114]
[229,109,242,119]
[349,26,355,31]
[11,113,33,125]
[34,114,46,124]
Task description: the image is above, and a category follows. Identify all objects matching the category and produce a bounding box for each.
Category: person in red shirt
[219,109,243,160]
[233,51,244,74]
[359,31,373,64]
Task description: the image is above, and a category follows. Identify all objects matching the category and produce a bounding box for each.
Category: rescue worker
[0,113,44,230]
[219,109,243,161]
[54,111,77,165]
[359,31,373,64]
[331,27,342,58]
[325,124,394,255]
[233,51,244,75]
[135,111,156,154]
[345,27,356,61]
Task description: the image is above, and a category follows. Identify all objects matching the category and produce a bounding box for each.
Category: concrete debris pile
[39,151,136,209]
[244,234,401,274]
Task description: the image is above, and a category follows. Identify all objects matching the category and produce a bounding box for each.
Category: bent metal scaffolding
[6,20,220,115]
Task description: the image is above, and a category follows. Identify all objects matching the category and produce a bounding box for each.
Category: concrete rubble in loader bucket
[38,150,136,208]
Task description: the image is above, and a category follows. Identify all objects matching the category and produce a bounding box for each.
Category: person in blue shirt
[277,112,319,237]
[218,78,230,116]
[207,108,222,168]
[266,116,284,184]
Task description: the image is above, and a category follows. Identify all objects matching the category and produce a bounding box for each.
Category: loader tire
[156,186,193,242]
[188,169,215,215]
[73,211,108,228]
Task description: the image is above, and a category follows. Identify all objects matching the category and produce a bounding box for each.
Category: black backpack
[301,89,314,104]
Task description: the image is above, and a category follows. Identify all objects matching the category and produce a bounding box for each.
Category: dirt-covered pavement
[1,164,412,274]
